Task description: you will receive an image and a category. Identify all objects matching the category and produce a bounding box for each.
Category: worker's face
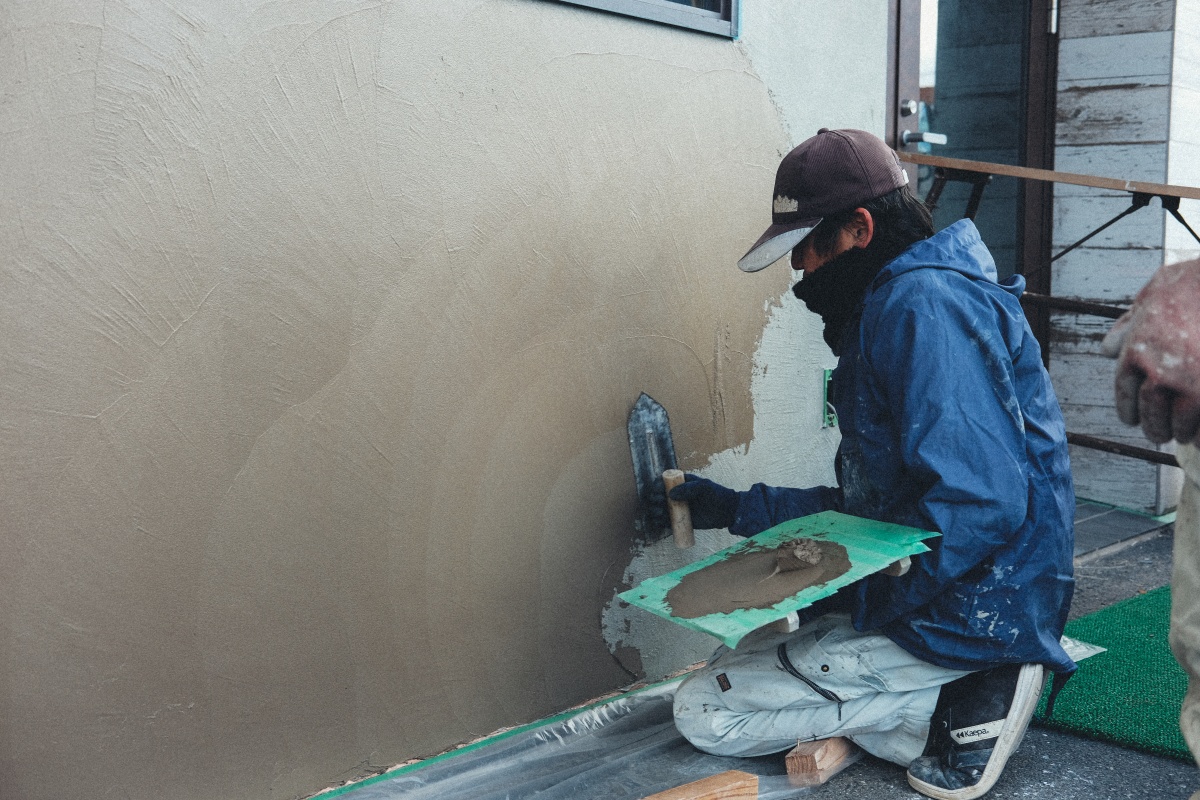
[790,224,860,275]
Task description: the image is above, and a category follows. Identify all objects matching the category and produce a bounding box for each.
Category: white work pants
[1171,445,1200,779]
[672,613,971,766]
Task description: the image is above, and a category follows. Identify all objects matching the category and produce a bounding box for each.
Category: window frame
[550,0,740,38]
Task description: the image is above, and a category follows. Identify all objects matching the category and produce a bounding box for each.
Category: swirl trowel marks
[665,537,851,619]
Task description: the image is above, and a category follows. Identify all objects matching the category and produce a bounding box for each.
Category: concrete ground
[318,524,1196,800]
[810,526,1200,800]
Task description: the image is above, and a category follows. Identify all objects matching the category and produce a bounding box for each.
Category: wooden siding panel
[1048,313,1113,356]
[1057,31,1173,82]
[1049,244,1165,301]
[1068,445,1163,512]
[1054,143,1168,186]
[1054,359,1169,514]
[1052,354,1129,407]
[1052,0,1178,513]
[1058,0,1175,40]
[1056,83,1171,146]
[1053,193,1166,250]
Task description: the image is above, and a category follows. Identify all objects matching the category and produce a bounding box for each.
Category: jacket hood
[876,218,1026,296]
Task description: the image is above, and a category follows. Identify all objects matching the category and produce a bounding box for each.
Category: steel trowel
[627,393,694,547]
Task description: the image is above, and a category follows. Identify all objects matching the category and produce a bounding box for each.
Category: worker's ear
[847,208,874,249]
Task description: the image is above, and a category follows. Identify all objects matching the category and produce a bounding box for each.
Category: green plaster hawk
[618,511,940,649]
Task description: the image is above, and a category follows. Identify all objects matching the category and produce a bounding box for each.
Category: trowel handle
[661,469,695,549]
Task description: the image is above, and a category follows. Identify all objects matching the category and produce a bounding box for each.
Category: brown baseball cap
[737,128,909,272]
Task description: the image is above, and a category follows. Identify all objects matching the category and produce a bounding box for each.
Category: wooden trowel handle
[661,469,694,549]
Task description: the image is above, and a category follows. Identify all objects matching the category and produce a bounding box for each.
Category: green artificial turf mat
[1036,585,1191,761]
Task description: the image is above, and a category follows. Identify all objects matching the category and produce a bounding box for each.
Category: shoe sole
[907,664,1045,800]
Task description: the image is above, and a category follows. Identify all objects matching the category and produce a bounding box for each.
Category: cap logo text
[773,195,799,214]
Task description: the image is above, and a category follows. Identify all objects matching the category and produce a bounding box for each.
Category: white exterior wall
[1167,1,1200,267]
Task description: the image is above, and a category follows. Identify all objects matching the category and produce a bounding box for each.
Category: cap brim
[737,221,820,273]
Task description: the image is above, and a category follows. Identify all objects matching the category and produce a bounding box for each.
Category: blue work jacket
[732,219,1077,675]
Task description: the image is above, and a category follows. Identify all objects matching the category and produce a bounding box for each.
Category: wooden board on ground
[640,769,758,800]
[785,736,861,787]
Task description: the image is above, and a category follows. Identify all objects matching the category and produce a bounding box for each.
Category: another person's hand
[1102,258,1200,445]
[668,474,740,530]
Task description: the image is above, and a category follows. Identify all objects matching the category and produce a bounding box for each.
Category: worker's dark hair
[808,185,934,264]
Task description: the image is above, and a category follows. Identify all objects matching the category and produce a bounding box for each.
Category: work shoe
[907,663,1044,800]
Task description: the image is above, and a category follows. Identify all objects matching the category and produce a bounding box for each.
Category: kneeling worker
[669,129,1075,800]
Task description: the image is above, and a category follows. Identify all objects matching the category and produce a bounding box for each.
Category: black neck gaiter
[791,247,889,356]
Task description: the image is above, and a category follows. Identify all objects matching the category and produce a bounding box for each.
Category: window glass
[550,0,739,38]
[918,0,1030,280]
[667,0,724,10]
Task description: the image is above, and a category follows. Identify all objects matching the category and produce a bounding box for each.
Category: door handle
[902,131,948,146]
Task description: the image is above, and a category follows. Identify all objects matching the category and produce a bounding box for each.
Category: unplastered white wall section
[1,1,888,798]
[600,1,891,681]
[601,291,843,679]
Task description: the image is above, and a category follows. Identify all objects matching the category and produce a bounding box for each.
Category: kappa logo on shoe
[950,719,1003,743]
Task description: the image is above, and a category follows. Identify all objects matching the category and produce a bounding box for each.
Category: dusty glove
[668,474,740,530]
[1101,258,1200,445]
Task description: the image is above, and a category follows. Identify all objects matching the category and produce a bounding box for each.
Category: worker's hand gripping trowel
[627,393,695,548]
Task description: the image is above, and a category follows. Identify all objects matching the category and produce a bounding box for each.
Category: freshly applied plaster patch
[665,539,850,618]
[601,290,840,680]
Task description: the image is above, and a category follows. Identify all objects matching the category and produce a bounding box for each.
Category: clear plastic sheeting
[330,680,815,799]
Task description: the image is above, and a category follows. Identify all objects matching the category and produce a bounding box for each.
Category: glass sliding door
[891,0,1056,292]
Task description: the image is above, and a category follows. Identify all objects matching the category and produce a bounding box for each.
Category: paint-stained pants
[672,613,971,766]
[1171,445,1200,785]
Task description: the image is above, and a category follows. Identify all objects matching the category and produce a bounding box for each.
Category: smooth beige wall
[0,1,887,797]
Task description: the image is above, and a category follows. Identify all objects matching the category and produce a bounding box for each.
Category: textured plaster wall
[0,1,887,798]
